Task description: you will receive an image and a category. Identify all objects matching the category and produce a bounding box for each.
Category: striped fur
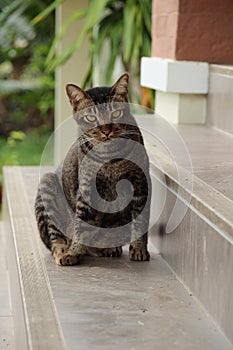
[35,74,151,265]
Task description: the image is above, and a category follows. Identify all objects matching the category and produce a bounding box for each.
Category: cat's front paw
[129,247,150,261]
[56,253,80,266]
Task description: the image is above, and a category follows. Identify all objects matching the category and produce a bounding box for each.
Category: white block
[141,57,209,94]
[156,91,206,124]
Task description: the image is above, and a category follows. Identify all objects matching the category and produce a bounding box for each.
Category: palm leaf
[45,8,87,66]
[122,0,137,64]
[31,0,63,24]
[0,0,23,23]
[105,21,122,84]
[140,0,151,34]
[46,0,109,71]
[31,0,152,103]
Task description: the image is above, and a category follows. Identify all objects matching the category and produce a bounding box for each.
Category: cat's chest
[94,165,120,193]
[95,162,134,206]
[97,160,133,182]
[79,157,142,193]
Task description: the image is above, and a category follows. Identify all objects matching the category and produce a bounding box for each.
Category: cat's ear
[66,84,88,108]
[110,73,129,101]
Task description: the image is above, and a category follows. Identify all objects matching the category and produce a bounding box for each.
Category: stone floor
[42,243,232,350]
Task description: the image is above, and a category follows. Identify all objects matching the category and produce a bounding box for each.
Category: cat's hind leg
[35,173,73,265]
[35,191,73,264]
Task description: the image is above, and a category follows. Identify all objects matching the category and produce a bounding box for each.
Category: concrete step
[207,64,233,135]
[2,166,233,350]
[176,124,233,201]
[142,121,233,345]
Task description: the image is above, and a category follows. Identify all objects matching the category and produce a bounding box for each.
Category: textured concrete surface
[176,124,233,200]
[42,246,233,350]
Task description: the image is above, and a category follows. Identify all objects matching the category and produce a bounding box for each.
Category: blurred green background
[0,0,55,202]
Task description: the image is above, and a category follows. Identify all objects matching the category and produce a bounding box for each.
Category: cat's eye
[84,115,97,123]
[112,110,123,119]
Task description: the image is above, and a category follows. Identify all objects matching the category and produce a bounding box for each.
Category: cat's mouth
[101,134,116,142]
[102,138,110,141]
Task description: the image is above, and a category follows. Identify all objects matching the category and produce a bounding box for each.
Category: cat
[35,73,151,266]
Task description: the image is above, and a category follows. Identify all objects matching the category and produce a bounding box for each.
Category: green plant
[0,0,54,77]
[33,0,153,104]
[0,1,55,136]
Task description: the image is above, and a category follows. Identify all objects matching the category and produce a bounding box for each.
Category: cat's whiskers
[77,135,97,146]
[117,130,137,138]
[77,129,138,147]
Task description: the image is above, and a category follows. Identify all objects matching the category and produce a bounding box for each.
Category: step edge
[147,144,233,242]
[2,166,67,350]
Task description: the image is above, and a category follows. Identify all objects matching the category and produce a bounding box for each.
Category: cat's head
[65,74,137,143]
[66,73,129,112]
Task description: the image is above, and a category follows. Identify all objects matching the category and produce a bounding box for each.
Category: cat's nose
[103,129,111,136]
[102,126,112,137]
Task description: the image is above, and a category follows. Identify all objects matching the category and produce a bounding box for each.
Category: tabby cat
[35,74,151,265]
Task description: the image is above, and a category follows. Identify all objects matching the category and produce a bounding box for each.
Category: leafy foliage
[34,0,152,98]
[0,0,55,136]
[0,0,54,69]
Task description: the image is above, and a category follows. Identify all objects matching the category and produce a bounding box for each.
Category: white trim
[141,57,209,94]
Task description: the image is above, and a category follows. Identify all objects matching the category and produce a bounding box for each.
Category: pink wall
[152,0,233,63]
